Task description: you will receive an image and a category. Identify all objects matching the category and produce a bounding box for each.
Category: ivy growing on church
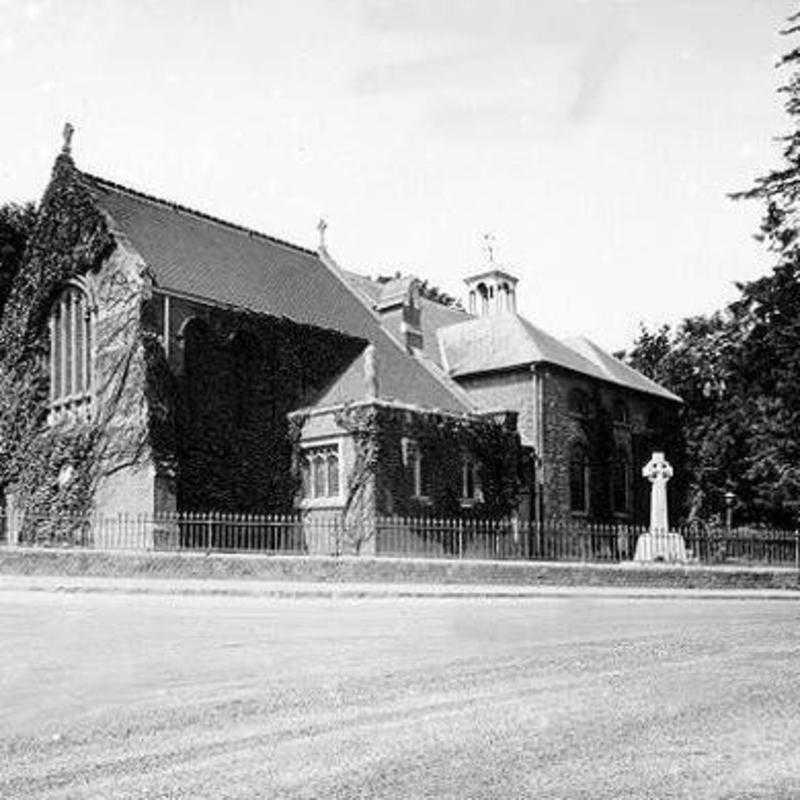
[335,401,524,549]
[0,152,124,542]
[171,303,364,514]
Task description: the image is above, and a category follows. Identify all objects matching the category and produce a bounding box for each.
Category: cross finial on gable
[317,217,328,250]
[483,232,495,264]
[62,122,75,156]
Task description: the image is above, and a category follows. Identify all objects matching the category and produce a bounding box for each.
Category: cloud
[354,0,635,128]
[567,11,632,122]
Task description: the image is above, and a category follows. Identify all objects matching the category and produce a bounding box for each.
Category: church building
[0,132,681,549]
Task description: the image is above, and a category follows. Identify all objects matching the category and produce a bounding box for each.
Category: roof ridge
[80,171,319,258]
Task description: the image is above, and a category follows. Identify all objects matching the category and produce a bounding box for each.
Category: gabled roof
[437,313,681,403]
[438,313,606,379]
[561,337,682,403]
[315,345,476,411]
[80,172,471,414]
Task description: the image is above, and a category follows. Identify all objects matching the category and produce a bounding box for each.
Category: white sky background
[0,0,795,352]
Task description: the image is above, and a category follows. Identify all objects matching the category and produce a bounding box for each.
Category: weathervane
[483,232,496,264]
[317,217,328,250]
[62,122,75,156]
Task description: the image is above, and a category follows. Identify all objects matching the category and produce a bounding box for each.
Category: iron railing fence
[0,509,798,567]
[0,510,342,555]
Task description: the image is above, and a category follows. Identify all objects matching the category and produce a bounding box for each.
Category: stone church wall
[540,366,682,525]
[454,369,535,445]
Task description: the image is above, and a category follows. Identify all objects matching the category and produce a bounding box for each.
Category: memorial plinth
[634,451,687,563]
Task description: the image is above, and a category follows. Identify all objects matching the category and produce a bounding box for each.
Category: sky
[0,0,795,352]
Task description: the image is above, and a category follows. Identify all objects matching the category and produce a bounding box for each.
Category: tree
[0,202,37,318]
[624,13,800,527]
[729,11,800,524]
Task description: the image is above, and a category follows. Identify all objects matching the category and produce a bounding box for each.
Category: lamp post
[724,491,736,535]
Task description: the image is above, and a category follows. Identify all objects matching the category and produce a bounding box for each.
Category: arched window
[612,399,629,425]
[48,284,94,422]
[569,442,589,513]
[477,283,489,315]
[567,388,591,418]
[229,330,261,426]
[611,448,631,514]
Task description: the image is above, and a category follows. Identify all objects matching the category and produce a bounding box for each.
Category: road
[1,589,799,799]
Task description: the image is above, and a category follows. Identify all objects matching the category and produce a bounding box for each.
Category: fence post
[795,530,799,573]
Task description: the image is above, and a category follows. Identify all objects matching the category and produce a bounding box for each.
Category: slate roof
[437,314,681,403]
[343,271,678,403]
[80,172,471,414]
[438,314,603,378]
[561,337,682,403]
[343,272,472,365]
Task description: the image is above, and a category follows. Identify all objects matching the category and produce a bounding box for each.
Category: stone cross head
[62,122,75,155]
[642,451,673,483]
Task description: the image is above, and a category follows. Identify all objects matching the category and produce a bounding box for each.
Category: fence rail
[0,509,798,568]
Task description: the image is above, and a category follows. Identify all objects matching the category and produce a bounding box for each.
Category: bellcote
[464,269,518,316]
[464,234,519,317]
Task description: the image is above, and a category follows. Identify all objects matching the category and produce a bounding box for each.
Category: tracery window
[569,442,590,513]
[48,284,94,422]
[301,443,341,500]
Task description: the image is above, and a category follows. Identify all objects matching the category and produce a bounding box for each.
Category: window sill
[570,510,589,518]
[460,498,480,509]
[411,495,432,506]
[298,496,345,510]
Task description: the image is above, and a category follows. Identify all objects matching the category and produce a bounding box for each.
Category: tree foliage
[376,270,461,307]
[623,14,800,527]
[0,201,37,318]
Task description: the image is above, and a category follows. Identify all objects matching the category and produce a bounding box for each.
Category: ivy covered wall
[143,292,366,514]
[333,402,524,530]
[0,153,158,541]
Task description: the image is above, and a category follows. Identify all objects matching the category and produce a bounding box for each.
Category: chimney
[401,281,423,353]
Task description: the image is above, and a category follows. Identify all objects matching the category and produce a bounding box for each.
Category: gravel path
[2,591,799,798]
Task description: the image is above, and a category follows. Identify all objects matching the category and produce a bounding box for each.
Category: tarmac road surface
[1,589,799,799]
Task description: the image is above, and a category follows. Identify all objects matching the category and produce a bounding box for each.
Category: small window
[612,399,629,426]
[611,449,631,514]
[48,284,94,423]
[301,443,341,500]
[567,388,591,418]
[569,442,590,513]
[462,457,481,502]
[403,438,430,499]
